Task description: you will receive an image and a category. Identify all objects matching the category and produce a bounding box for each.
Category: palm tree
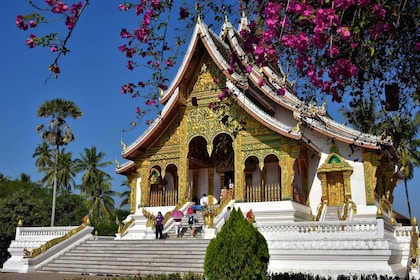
[341,102,420,219]
[36,98,82,226]
[76,146,113,193]
[75,146,116,221]
[84,175,119,221]
[119,179,131,209]
[33,142,53,173]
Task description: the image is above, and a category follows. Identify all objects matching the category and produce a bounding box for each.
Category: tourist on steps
[155,211,164,239]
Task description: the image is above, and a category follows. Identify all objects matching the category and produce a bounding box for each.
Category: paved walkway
[0,273,119,280]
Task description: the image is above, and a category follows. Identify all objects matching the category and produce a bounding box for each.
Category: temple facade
[115,17,417,277]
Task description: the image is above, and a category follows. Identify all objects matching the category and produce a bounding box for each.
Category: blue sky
[0,1,418,219]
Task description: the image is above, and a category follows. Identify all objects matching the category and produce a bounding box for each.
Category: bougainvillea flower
[179,7,189,19]
[145,99,156,106]
[50,45,59,52]
[26,33,37,48]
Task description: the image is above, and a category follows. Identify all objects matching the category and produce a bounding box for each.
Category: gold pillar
[318,172,328,202]
[127,173,136,214]
[363,151,382,205]
[139,161,149,208]
[234,132,243,200]
[280,144,299,200]
[343,170,352,200]
[178,119,188,202]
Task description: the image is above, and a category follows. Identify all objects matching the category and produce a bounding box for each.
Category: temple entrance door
[188,136,211,204]
[327,172,344,206]
[212,133,234,198]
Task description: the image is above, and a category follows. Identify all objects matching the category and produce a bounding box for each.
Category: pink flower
[372,4,386,20]
[145,99,156,106]
[414,42,420,51]
[337,26,351,40]
[127,60,134,71]
[65,16,76,30]
[217,92,227,101]
[29,20,37,28]
[335,0,355,10]
[136,107,141,114]
[120,28,132,39]
[245,65,253,74]
[118,4,130,11]
[357,0,371,6]
[50,45,59,52]
[179,7,189,19]
[326,45,340,57]
[52,1,68,13]
[277,88,286,96]
[295,56,305,70]
[25,34,37,48]
[16,15,28,30]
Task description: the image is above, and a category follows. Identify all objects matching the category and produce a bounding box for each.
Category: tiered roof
[116,17,397,174]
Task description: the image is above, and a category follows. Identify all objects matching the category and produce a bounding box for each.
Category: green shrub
[204,207,269,280]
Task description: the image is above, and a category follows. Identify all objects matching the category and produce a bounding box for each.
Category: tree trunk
[50,145,59,227]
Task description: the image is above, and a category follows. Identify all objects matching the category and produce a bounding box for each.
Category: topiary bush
[204,207,270,279]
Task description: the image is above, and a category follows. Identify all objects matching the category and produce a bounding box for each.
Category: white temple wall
[349,159,367,206]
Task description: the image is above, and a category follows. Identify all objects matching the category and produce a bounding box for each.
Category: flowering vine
[16,0,419,127]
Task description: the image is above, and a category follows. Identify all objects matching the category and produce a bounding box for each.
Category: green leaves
[204,208,269,280]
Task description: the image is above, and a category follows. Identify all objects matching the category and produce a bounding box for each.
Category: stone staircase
[323,206,341,221]
[39,210,209,276]
[167,210,205,238]
[38,237,210,276]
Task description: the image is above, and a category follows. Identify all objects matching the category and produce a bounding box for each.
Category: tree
[36,98,82,226]
[15,2,419,123]
[75,146,117,222]
[75,146,113,194]
[341,103,420,218]
[39,150,77,191]
[204,208,269,279]
[119,179,131,209]
[33,142,53,173]
[0,176,87,261]
[82,174,119,222]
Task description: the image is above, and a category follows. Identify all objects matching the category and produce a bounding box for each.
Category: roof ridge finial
[196,3,202,24]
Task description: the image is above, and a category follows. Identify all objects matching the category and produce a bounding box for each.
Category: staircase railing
[314,200,327,221]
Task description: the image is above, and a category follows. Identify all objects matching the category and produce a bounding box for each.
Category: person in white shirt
[200,194,208,207]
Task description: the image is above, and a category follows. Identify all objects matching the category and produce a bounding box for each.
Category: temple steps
[38,237,210,276]
[323,206,341,221]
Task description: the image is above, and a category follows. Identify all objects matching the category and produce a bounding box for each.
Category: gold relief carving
[127,174,136,213]
[193,64,215,92]
[155,116,182,146]
[149,152,180,162]
[317,150,353,206]
[233,135,243,199]
[178,117,188,201]
[139,164,149,207]
[362,151,381,205]
[241,115,272,136]
[186,107,220,138]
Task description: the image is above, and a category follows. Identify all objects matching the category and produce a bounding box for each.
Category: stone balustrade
[259,220,379,238]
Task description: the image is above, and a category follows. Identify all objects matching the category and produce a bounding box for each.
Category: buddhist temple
[114,16,418,278]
